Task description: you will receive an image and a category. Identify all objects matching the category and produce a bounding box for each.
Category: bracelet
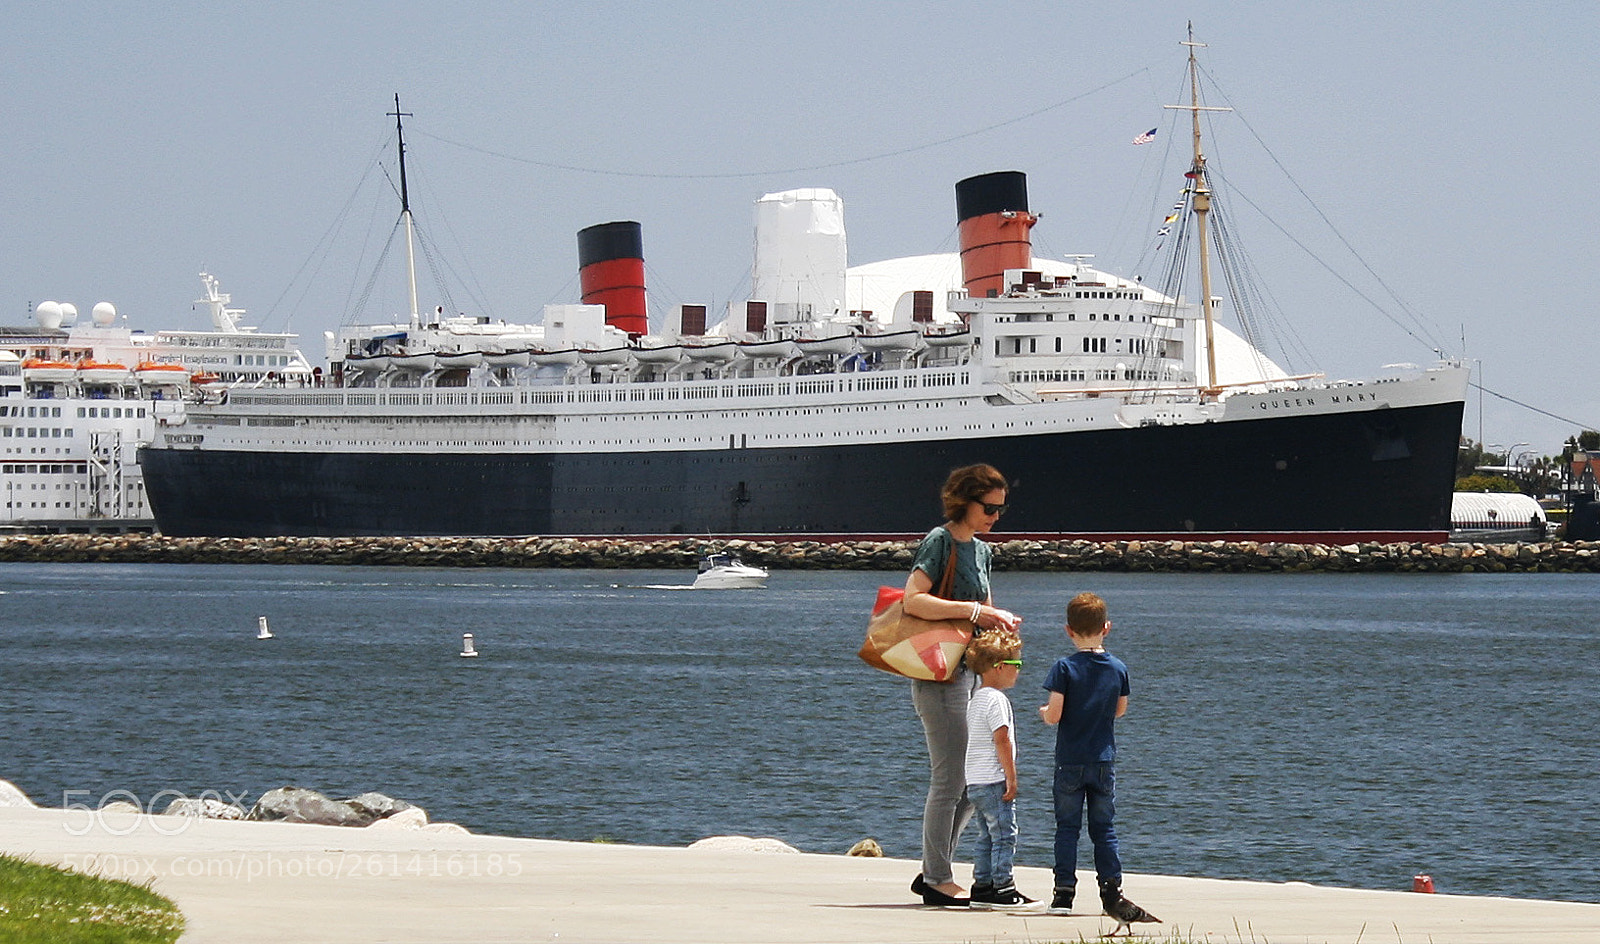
[970,601,982,624]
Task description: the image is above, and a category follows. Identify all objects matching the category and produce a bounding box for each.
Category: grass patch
[0,853,184,944]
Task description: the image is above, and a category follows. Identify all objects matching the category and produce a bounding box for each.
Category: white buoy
[256,616,274,640]
[460,633,478,658]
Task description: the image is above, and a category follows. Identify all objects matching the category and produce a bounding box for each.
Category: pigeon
[1101,891,1161,937]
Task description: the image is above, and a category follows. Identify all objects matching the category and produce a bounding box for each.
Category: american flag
[1131,127,1157,145]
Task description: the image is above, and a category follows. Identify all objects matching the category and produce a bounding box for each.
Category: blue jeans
[966,780,1017,888]
[1052,762,1120,889]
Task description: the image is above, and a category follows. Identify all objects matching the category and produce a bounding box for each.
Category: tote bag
[856,538,973,681]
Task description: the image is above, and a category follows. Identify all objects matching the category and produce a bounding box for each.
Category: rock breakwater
[3,534,1599,572]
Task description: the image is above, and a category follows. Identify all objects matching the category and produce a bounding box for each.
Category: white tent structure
[1450,492,1546,543]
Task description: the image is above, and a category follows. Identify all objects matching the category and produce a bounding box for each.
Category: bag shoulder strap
[934,527,959,599]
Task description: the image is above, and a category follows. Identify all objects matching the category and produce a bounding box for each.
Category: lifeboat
[190,372,224,385]
[20,358,78,383]
[737,339,799,360]
[344,353,392,373]
[681,341,739,363]
[578,347,632,367]
[922,329,973,348]
[77,359,131,384]
[482,349,532,369]
[795,335,857,357]
[434,351,484,370]
[857,329,926,352]
[629,344,684,365]
[529,349,582,367]
[390,352,438,372]
[135,361,192,385]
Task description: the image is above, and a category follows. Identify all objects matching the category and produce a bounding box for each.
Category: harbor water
[1,563,1595,904]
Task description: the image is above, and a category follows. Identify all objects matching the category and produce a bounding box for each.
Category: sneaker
[972,883,1036,911]
[991,885,1038,910]
[966,882,995,908]
[1048,886,1074,915]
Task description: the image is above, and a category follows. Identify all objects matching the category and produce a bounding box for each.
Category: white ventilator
[751,189,847,326]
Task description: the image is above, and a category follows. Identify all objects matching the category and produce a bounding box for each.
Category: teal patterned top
[909,525,992,603]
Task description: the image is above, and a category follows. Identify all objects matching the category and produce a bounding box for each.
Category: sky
[3,1,1597,457]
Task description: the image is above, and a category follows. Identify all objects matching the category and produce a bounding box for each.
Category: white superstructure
[174,262,1459,459]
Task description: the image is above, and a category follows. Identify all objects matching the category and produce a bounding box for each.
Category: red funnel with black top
[955,171,1036,298]
[578,221,648,337]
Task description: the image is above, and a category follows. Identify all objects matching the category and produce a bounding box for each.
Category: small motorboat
[692,552,769,590]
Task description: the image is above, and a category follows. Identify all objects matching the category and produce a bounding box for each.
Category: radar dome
[92,302,116,326]
[34,301,63,330]
[60,303,80,325]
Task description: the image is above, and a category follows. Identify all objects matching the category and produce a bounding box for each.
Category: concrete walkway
[4,806,1596,943]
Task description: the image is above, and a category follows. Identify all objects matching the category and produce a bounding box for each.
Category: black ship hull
[141,398,1463,541]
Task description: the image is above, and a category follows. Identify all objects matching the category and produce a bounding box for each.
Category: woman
[904,463,1022,906]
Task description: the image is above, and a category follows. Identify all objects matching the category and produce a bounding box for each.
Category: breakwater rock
[246,786,421,828]
[2,533,1599,572]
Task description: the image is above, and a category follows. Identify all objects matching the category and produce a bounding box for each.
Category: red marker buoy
[1412,874,1435,893]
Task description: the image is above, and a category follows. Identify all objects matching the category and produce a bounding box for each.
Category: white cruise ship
[0,275,312,532]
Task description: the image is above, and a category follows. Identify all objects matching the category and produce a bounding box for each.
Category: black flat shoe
[910,873,968,907]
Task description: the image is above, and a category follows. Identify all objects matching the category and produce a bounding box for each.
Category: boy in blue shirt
[1039,592,1159,931]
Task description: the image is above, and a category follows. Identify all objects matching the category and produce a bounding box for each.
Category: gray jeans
[912,671,978,885]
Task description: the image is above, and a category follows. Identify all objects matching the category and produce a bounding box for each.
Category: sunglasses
[999,659,1023,667]
[974,501,1008,516]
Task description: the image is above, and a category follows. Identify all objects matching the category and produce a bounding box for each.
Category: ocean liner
[140,60,1468,541]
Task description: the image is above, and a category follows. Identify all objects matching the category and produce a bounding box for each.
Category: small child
[962,628,1035,909]
[1039,592,1159,931]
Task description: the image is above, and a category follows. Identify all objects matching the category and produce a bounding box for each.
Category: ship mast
[1165,24,1231,399]
[389,94,421,333]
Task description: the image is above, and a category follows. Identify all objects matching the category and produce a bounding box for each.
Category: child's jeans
[966,780,1017,888]
[1052,762,1121,890]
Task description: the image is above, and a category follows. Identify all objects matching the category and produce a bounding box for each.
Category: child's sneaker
[1047,886,1074,914]
[971,883,1036,911]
